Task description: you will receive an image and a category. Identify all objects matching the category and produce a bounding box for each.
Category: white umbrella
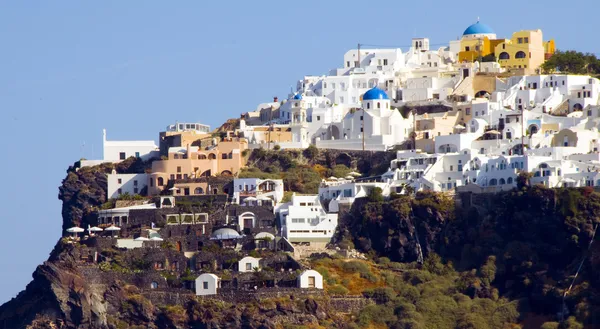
[454,124,466,130]
[562,178,576,183]
[105,225,121,238]
[150,236,164,241]
[348,171,361,176]
[337,177,346,181]
[327,176,337,180]
[66,226,84,239]
[345,176,354,180]
[88,226,103,233]
[486,130,501,135]
[244,196,257,201]
[67,227,85,233]
[134,237,150,241]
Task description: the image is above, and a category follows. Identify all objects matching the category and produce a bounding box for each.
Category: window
[316,116,320,121]
[170,174,175,180]
[133,180,138,186]
[346,61,350,68]
[117,178,122,184]
[524,37,529,43]
[150,282,158,289]
[518,37,523,44]
[222,154,228,159]
[360,115,363,120]
[367,103,370,109]
[119,152,126,160]
[377,102,381,109]
[158,177,164,186]
[177,166,181,173]
[465,108,471,115]
[203,282,209,289]
[134,188,139,194]
[360,127,363,132]
[383,59,388,65]
[118,188,122,194]
[246,263,252,271]
[465,46,470,51]
[135,152,140,158]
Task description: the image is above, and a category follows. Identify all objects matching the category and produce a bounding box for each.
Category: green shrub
[328,284,349,295]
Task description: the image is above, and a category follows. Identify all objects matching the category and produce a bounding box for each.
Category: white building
[277,194,338,247]
[233,178,284,205]
[80,129,159,167]
[297,269,323,289]
[195,273,220,296]
[316,87,412,151]
[103,129,159,162]
[238,256,261,272]
[106,171,149,199]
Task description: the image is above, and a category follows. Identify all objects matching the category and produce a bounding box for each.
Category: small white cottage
[238,256,261,273]
[297,269,323,289]
[195,273,220,296]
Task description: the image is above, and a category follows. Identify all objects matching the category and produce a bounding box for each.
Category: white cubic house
[297,270,323,289]
[277,194,338,247]
[195,273,220,296]
[106,171,149,199]
[238,256,261,272]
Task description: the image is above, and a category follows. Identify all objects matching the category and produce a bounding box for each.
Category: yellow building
[457,21,556,74]
[494,30,554,73]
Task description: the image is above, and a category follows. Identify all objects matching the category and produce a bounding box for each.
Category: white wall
[238,257,261,272]
[107,173,149,199]
[103,129,159,161]
[298,270,323,289]
[195,274,219,296]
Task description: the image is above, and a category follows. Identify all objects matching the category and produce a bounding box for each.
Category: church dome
[463,21,494,36]
[293,94,303,100]
[362,87,389,101]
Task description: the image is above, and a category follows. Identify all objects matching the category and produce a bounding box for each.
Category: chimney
[273,96,278,103]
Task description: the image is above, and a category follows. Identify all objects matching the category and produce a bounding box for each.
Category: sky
[0,0,598,304]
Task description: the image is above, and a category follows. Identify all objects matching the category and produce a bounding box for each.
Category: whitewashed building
[195,273,220,296]
[297,270,323,289]
[106,171,149,199]
[277,194,338,247]
[238,256,261,272]
[233,178,284,205]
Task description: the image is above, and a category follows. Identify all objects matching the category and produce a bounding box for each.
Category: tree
[541,50,600,75]
[303,144,319,160]
[367,187,384,203]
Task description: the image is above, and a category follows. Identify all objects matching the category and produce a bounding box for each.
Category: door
[308,276,316,288]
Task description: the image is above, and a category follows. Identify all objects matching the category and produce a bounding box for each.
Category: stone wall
[328,296,373,314]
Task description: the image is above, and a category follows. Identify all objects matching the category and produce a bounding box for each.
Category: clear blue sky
[0,0,597,303]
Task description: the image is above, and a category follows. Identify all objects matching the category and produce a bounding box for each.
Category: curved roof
[293,94,303,100]
[362,87,389,101]
[463,22,494,36]
[255,232,275,240]
[211,228,241,239]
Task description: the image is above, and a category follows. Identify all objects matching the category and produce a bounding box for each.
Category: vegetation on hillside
[541,50,600,75]
[334,185,600,328]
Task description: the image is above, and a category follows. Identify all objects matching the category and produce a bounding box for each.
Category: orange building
[148,138,248,195]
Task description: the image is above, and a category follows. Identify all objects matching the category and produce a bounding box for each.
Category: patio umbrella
[348,171,361,176]
[486,130,501,135]
[134,237,150,241]
[345,175,354,180]
[66,226,84,239]
[327,176,337,180]
[454,124,466,130]
[87,225,103,236]
[105,225,121,238]
[150,236,164,241]
[168,187,179,195]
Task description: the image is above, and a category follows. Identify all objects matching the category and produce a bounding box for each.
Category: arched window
[489,179,498,186]
[222,154,228,159]
[515,51,526,59]
[208,153,216,160]
[199,154,207,160]
[377,102,381,109]
[499,178,506,185]
[194,187,204,194]
[157,177,164,186]
[150,282,158,289]
[499,52,510,60]
[507,177,514,184]
[367,103,370,109]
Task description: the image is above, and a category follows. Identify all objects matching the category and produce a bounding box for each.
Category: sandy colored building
[148,138,248,195]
